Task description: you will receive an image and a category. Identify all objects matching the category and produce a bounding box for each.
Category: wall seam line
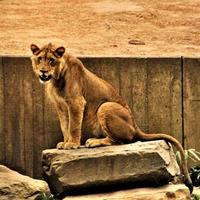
[181,56,185,148]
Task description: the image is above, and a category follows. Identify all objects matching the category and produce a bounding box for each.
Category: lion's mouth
[39,75,52,82]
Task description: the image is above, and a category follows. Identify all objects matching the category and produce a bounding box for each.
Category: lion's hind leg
[85,102,136,148]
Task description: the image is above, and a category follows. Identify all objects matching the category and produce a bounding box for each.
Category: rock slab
[42,140,180,194]
[64,184,190,200]
[0,165,50,200]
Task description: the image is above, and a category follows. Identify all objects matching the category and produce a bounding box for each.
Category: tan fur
[30,43,193,193]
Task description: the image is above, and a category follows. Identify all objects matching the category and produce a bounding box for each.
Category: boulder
[0,165,50,200]
[42,140,180,194]
[64,184,190,200]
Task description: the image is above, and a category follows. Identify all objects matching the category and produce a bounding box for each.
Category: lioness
[30,43,193,193]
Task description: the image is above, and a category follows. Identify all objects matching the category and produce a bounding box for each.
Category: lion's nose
[40,70,48,74]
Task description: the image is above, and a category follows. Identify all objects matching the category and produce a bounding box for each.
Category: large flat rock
[42,140,180,194]
[64,184,190,200]
[0,165,50,200]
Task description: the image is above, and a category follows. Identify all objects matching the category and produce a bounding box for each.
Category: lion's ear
[30,44,40,55]
[55,46,65,58]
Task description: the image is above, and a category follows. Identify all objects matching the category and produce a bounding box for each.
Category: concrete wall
[0,56,199,178]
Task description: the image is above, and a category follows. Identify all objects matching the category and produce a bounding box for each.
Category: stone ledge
[42,140,180,194]
[64,184,190,200]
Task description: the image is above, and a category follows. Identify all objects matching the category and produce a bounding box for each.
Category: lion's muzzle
[39,74,52,82]
[39,70,52,82]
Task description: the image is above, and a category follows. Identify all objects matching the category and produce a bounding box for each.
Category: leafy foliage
[176,148,200,187]
[190,166,200,187]
[176,149,200,163]
[192,194,200,200]
[37,192,55,200]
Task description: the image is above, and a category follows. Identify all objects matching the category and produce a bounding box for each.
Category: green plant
[192,194,200,200]
[37,192,55,200]
[190,166,200,186]
[176,149,200,163]
[176,148,200,187]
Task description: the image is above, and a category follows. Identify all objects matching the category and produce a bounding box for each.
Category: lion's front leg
[56,113,69,149]
[55,103,70,149]
[64,96,86,150]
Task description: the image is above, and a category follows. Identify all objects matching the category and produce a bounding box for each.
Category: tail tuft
[184,178,193,194]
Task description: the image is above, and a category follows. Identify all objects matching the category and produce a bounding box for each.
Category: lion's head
[30,43,65,83]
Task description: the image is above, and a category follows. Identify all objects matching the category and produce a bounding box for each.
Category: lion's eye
[37,57,42,63]
[49,58,56,66]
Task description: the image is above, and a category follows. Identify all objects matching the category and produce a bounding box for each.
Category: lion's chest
[55,78,66,97]
[53,78,66,98]
[46,78,66,103]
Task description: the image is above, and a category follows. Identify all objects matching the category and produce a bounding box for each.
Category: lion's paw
[56,142,65,149]
[63,142,80,150]
[85,138,101,148]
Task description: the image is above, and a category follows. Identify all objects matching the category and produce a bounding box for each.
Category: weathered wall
[0,56,199,178]
[183,58,200,153]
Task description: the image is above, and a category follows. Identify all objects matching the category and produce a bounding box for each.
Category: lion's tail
[136,128,193,193]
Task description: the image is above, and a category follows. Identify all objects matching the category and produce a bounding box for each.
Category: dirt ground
[1,0,200,56]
